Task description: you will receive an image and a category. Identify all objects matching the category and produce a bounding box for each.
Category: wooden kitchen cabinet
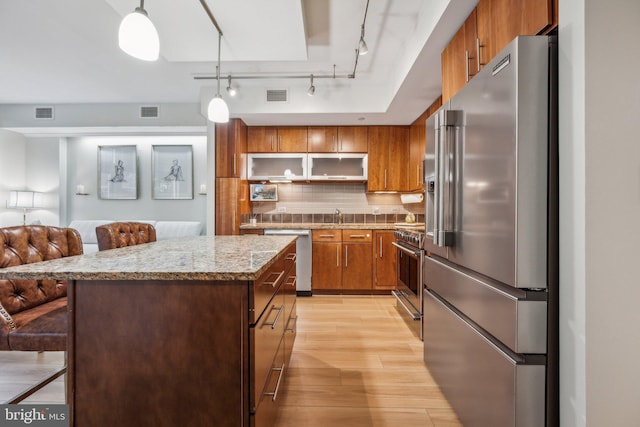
[442,10,479,102]
[215,177,250,235]
[408,97,443,192]
[312,230,342,290]
[307,126,368,153]
[215,118,247,178]
[312,229,372,291]
[373,230,397,290]
[342,230,372,290]
[247,126,307,153]
[367,126,409,192]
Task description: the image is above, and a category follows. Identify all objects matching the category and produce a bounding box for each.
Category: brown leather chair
[0,225,83,402]
[96,222,157,251]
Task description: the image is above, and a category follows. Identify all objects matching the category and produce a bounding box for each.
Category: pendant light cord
[216,31,222,96]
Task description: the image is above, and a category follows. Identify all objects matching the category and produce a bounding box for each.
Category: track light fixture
[358,0,370,56]
[226,75,237,97]
[118,0,160,61]
[207,32,229,123]
[307,74,315,96]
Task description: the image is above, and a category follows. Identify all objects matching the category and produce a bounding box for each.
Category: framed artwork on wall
[98,145,138,200]
[152,145,194,200]
[250,184,278,201]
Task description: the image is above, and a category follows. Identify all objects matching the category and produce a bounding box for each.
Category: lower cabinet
[312,229,372,291]
[373,230,397,290]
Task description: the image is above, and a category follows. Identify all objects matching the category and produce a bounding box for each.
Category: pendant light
[207,31,229,123]
[358,0,370,56]
[118,0,160,61]
[307,74,315,96]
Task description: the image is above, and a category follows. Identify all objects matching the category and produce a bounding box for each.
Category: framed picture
[98,145,138,200]
[152,145,193,200]
[250,184,278,201]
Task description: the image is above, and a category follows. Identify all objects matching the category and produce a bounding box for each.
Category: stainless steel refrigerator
[423,35,558,427]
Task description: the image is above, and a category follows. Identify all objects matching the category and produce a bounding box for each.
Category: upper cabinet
[247,126,308,153]
[307,126,368,153]
[367,126,409,192]
[442,0,557,102]
[215,119,247,178]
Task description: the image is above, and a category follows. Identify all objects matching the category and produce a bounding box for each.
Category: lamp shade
[118,8,160,61]
[207,95,229,123]
[7,191,35,209]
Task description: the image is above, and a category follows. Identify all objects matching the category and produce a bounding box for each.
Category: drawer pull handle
[285,316,298,332]
[349,234,367,238]
[286,276,297,287]
[264,305,284,329]
[318,234,335,238]
[285,253,296,262]
[262,271,285,288]
[264,363,285,401]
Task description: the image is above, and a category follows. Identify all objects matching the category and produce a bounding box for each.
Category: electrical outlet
[277,207,286,213]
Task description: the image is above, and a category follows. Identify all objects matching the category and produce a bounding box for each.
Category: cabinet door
[441,25,466,102]
[408,121,425,192]
[338,127,368,153]
[277,127,308,152]
[307,127,338,152]
[367,126,389,191]
[215,121,236,178]
[476,0,494,73]
[342,242,372,290]
[312,243,342,290]
[248,127,278,153]
[522,0,554,35]
[388,127,409,191]
[491,0,521,57]
[374,231,397,290]
[463,9,478,81]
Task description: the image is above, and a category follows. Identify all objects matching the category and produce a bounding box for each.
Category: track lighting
[226,75,237,97]
[207,32,229,123]
[118,0,159,61]
[358,0,370,56]
[307,74,315,96]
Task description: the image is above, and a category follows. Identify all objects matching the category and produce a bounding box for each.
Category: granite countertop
[240,222,425,230]
[0,235,297,282]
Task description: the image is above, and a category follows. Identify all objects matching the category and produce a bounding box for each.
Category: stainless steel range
[392,227,424,340]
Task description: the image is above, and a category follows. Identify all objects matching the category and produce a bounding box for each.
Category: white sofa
[68,220,203,254]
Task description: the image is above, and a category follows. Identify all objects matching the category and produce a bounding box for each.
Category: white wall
[583,0,640,424]
[65,135,208,233]
[26,137,61,226]
[560,0,640,425]
[0,129,27,227]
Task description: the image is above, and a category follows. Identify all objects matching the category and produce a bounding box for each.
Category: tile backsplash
[246,183,425,224]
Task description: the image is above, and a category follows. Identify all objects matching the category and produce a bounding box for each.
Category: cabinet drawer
[252,338,285,427]
[251,287,285,412]
[251,258,286,324]
[343,229,372,242]
[312,229,342,242]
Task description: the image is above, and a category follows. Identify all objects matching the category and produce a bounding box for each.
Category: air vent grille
[266,89,288,103]
[140,105,159,118]
[35,107,54,120]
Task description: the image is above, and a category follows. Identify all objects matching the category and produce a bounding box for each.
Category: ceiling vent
[140,105,159,118]
[266,89,288,103]
[34,107,54,120]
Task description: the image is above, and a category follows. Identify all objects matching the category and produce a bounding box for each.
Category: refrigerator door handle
[438,110,463,247]
[433,112,441,245]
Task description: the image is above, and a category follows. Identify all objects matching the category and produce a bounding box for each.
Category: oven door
[391,241,423,339]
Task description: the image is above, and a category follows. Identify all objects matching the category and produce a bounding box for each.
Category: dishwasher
[263,229,312,296]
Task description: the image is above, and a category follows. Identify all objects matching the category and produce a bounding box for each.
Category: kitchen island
[0,235,298,427]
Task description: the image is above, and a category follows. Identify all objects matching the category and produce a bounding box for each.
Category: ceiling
[0,0,477,126]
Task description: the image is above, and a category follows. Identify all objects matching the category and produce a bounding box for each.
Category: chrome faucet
[335,208,343,224]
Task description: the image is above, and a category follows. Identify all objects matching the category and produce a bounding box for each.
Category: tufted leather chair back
[96,222,157,251]
[0,225,83,316]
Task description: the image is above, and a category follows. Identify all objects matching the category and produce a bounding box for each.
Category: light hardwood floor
[275,296,461,427]
[0,296,461,426]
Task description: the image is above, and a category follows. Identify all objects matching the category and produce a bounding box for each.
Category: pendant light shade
[208,95,229,123]
[207,31,229,123]
[119,6,160,61]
